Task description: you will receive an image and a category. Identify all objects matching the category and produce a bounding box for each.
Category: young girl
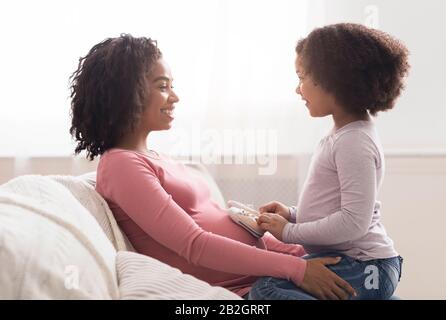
[253,23,409,300]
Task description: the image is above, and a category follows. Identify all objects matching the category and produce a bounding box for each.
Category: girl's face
[295,56,336,118]
[140,58,179,132]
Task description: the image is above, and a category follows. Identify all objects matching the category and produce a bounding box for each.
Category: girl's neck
[332,109,370,131]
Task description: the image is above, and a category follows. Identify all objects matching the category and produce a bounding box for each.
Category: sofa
[0,163,241,300]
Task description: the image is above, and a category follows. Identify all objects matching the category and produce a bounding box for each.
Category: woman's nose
[170,90,180,103]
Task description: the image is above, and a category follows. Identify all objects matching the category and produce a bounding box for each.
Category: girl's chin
[308,109,322,117]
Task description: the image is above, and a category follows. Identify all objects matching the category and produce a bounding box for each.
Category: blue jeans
[248,252,403,300]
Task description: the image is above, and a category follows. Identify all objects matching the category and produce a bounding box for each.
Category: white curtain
[1,0,445,159]
[1,0,327,159]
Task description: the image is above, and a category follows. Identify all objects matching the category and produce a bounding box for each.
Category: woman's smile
[161,107,175,120]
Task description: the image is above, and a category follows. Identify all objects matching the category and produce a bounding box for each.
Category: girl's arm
[282,132,379,245]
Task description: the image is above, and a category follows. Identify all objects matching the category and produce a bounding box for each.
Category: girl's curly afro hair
[296,23,410,116]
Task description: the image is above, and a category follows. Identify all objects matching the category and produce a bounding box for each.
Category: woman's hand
[259,201,291,221]
[300,257,357,300]
[257,213,288,241]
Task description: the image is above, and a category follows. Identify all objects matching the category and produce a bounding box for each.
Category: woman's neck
[115,130,150,153]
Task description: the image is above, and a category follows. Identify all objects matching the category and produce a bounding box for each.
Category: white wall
[379,155,446,299]
[311,0,446,152]
[0,0,312,157]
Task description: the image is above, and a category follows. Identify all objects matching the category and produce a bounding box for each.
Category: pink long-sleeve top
[96,148,307,297]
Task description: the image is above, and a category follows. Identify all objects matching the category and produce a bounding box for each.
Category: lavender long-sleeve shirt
[283,120,398,261]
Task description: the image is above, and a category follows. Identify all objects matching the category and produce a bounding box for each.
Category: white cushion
[49,175,134,252]
[0,175,119,299]
[116,251,241,300]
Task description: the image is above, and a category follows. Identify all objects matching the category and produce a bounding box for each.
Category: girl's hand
[257,213,289,241]
[259,201,291,221]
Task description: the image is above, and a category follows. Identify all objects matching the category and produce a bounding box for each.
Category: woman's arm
[102,153,307,286]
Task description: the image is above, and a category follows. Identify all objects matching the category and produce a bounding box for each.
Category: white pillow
[0,175,119,299]
[116,251,241,300]
[49,175,134,252]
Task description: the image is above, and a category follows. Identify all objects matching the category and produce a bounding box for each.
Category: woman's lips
[161,108,175,120]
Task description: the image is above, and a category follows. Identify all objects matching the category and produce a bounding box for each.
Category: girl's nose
[295,85,301,95]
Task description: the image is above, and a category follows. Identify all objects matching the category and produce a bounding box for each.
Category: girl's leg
[249,252,343,300]
[248,276,317,300]
[322,254,402,300]
[249,252,402,300]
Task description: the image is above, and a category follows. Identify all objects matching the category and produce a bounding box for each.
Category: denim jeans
[248,252,403,300]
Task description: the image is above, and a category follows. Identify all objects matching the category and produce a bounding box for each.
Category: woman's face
[295,56,335,118]
[141,58,179,132]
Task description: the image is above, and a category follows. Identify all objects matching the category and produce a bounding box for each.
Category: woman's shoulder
[102,148,167,163]
[98,148,165,178]
[100,148,144,165]
[97,148,167,189]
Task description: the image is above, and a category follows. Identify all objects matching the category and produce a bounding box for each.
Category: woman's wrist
[291,257,307,286]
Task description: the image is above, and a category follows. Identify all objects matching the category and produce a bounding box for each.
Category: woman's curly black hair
[296,23,410,116]
[69,34,162,160]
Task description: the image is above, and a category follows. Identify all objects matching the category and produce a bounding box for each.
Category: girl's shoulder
[331,122,383,161]
[332,121,379,145]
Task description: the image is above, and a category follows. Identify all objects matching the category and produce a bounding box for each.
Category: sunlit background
[1,0,445,299]
[1,0,444,158]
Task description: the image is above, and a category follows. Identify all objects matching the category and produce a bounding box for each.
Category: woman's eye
[159,84,174,91]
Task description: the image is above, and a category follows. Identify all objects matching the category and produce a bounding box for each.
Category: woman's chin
[163,122,173,130]
[150,123,173,131]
